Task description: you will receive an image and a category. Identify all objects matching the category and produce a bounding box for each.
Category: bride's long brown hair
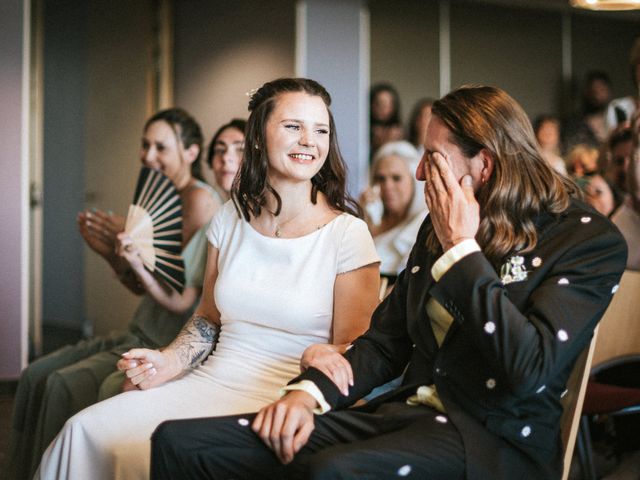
[232,78,360,221]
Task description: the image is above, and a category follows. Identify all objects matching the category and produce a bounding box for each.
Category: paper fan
[124,167,185,293]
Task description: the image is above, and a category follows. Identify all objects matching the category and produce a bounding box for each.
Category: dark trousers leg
[152,413,283,480]
[292,402,465,479]
[152,402,465,480]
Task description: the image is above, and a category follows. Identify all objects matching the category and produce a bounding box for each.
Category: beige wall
[370,0,640,124]
[83,0,154,335]
[173,0,296,187]
[572,14,640,102]
[370,0,440,127]
[450,2,563,118]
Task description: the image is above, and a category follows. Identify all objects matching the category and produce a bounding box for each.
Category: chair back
[378,276,389,301]
[592,270,640,367]
[560,326,599,480]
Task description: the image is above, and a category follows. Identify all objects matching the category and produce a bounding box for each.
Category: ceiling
[468,0,640,19]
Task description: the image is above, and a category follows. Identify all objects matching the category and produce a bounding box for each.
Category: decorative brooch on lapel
[500,255,528,285]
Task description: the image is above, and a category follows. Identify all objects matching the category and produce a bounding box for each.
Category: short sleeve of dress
[206,201,229,249]
[337,216,380,274]
[182,225,209,287]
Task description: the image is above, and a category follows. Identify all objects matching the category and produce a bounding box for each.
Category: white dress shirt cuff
[281,380,331,414]
[431,239,481,281]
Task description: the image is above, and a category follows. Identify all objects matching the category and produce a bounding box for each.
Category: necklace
[271,204,317,237]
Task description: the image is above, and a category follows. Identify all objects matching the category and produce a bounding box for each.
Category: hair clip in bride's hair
[245,87,259,99]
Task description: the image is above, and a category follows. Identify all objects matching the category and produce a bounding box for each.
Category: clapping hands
[77,209,125,259]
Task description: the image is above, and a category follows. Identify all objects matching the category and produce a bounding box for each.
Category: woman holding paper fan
[36,77,380,480]
[7,108,219,480]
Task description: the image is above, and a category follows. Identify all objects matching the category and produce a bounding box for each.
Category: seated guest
[605,36,640,133]
[7,108,218,480]
[151,85,627,480]
[35,77,380,480]
[361,141,427,281]
[534,114,567,175]
[407,97,435,153]
[370,82,405,157]
[563,70,613,153]
[576,173,615,217]
[604,127,633,209]
[567,143,599,178]
[612,121,640,270]
[206,118,246,201]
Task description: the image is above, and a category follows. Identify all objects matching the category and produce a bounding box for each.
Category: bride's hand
[117,349,179,390]
[300,344,353,396]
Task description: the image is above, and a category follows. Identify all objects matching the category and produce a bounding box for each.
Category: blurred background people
[361,141,427,282]
[579,174,615,217]
[606,37,640,133]
[568,143,616,216]
[611,160,640,270]
[568,144,599,178]
[370,82,404,157]
[206,118,246,202]
[534,114,567,175]
[563,70,613,153]
[611,119,640,270]
[407,97,434,154]
[605,127,633,209]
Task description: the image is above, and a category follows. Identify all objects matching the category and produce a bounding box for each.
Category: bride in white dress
[36,78,381,480]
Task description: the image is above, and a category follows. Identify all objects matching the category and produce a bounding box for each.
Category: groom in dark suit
[150,85,627,479]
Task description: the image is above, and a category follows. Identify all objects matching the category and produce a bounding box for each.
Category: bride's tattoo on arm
[171,314,221,371]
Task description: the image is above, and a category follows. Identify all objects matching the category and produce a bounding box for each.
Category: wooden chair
[591,270,640,366]
[575,270,640,479]
[561,326,599,480]
[378,275,389,301]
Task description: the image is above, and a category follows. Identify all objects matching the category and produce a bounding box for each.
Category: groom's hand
[252,390,317,464]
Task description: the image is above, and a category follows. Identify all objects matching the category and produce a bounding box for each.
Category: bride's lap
[38,373,271,480]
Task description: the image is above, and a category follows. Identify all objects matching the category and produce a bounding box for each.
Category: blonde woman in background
[361,141,428,282]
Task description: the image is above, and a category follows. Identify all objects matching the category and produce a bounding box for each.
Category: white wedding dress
[36,201,379,480]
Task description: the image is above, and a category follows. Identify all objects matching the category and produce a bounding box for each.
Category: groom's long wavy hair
[426,85,579,261]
